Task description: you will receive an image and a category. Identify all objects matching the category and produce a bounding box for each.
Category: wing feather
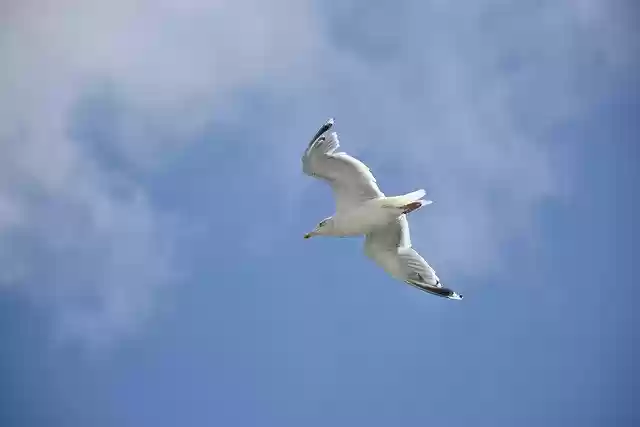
[364,215,411,251]
[302,119,383,214]
[364,216,462,298]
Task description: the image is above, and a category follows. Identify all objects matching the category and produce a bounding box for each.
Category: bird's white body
[330,201,406,236]
[325,193,428,236]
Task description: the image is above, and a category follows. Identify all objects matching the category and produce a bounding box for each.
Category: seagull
[302,118,430,238]
[302,118,463,300]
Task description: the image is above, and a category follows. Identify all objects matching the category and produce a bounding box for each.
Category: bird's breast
[333,203,396,236]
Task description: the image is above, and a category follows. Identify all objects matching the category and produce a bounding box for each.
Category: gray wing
[302,118,384,214]
[364,216,463,300]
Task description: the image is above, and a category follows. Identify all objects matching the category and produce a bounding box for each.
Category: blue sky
[0,0,638,426]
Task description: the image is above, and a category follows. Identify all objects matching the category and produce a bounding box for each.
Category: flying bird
[302,118,463,300]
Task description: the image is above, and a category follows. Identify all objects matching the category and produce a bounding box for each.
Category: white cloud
[0,0,322,347]
[0,0,635,346]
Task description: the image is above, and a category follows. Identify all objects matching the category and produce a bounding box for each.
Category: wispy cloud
[0,0,321,347]
[0,0,635,346]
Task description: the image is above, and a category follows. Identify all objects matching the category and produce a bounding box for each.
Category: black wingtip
[309,118,335,144]
[408,281,463,300]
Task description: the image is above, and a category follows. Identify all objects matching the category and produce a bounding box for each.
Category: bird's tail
[382,189,432,214]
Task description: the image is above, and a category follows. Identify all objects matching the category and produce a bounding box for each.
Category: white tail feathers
[381,189,428,208]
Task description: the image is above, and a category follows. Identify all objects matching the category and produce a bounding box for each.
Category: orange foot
[402,201,423,214]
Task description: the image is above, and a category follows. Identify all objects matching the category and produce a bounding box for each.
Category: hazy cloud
[0,0,321,347]
[1,0,635,346]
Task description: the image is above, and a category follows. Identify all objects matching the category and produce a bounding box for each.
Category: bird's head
[304,217,334,239]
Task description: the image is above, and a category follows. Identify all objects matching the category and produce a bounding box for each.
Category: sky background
[0,0,638,426]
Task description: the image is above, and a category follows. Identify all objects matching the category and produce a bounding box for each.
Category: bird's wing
[396,247,443,289]
[396,247,462,299]
[364,215,412,251]
[364,216,463,300]
[302,118,384,214]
